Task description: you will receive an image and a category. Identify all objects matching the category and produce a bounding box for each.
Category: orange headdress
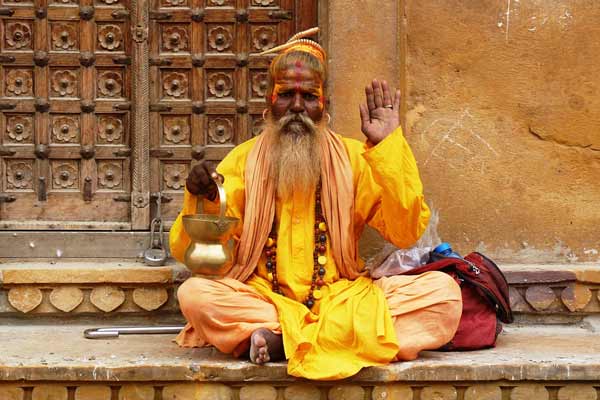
[259,27,326,107]
[257,27,326,63]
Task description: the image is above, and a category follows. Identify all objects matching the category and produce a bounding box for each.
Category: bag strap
[464,252,513,323]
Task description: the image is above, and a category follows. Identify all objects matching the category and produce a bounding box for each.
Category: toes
[258,346,269,363]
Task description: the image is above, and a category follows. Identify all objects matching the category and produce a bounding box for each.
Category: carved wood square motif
[208,0,233,7]
[162,115,190,144]
[161,25,190,53]
[162,70,189,100]
[97,24,124,52]
[250,70,268,99]
[208,116,233,144]
[50,69,79,98]
[207,25,233,53]
[159,0,188,7]
[51,22,79,51]
[251,25,277,52]
[97,70,123,98]
[4,21,33,51]
[52,161,79,189]
[96,0,120,5]
[50,0,78,5]
[207,71,233,99]
[5,114,33,143]
[97,161,123,190]
[96,115,124,144]
[252,0,276,6]
[162,163,188,190]
[5,160,34,190]
[4,69,33,97]
[51,115,80,144]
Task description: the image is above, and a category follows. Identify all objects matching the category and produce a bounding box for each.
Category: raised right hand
[186,161,221,200]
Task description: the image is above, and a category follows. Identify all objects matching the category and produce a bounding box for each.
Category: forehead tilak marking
[294,60,304,90]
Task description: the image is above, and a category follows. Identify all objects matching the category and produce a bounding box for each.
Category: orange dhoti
[176,271,462,379]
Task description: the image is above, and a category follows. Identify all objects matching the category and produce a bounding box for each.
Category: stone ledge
[0,324,598,383]
[0,260,189,316]
[501,263,600,284]
[0,259,181,284]
[1,261,599,318]
[503,264,600,317]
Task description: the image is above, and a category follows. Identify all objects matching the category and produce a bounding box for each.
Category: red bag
[400,252,513,350]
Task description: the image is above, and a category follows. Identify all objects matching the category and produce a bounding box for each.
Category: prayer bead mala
[264,180,328,309]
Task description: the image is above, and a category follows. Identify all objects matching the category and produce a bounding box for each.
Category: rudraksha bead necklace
[264,180,328,309]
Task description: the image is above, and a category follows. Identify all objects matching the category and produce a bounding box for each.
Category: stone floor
[0,323,598,383]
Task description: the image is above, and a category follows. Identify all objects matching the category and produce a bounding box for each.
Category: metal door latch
[143,192,168,266]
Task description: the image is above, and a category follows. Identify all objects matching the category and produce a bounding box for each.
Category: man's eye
[303,93,318,101]
[278,91,294,98]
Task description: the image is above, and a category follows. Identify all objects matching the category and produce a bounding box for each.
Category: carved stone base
[0,382,598,400]
[0,260,189,316]
[1,261,599,320]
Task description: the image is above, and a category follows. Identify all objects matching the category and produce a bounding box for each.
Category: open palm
[359,79,401,145]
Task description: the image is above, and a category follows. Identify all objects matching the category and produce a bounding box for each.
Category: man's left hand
[359,79,401,145]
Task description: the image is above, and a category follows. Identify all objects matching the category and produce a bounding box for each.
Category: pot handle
[194,174,227,222]
[214,176,227,222]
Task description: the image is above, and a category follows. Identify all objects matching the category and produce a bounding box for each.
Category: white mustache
[277,113,316,134]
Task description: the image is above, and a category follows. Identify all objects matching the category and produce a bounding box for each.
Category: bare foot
[249,328,284,364]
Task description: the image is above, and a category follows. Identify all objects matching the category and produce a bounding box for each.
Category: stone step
[0,323,598,399]
[0,259,189,319]
[0,260,599,324]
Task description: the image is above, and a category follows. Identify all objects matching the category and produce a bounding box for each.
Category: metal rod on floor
[83,326,185,339]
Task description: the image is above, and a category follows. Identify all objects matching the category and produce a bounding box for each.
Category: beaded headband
[258,27,326,63]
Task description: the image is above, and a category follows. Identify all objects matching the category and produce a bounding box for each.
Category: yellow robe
[170,127,431,379]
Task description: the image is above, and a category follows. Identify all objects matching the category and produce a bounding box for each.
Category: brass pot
[182,178,239,278]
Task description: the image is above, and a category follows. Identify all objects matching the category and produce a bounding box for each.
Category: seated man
[169,28,462,380]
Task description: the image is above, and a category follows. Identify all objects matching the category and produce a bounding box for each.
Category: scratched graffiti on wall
[418,109,499,174]
[496,0,574,42]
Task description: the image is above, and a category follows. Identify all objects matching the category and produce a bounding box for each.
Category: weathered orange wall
[328,0,600,262]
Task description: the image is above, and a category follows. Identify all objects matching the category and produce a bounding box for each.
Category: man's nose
[290,93,305,113]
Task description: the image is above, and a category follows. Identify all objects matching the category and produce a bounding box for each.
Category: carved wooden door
[147,0,317,225]
[0,0,133,229]
[0,0,316,230]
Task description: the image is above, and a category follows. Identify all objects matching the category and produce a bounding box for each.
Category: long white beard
[266,113,323,200]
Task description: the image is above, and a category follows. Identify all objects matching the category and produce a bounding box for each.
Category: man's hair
[265,49,327,103]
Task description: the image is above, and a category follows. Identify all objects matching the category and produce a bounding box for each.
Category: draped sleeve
[344,126,430,249]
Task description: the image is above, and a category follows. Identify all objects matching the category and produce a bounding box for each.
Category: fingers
[359,103,370,126]
[186,161,218,196]
[366,79,399,110]
[212,172,224,184]
[365,84,376,111]
[381,80,393,108]
[372,79,384,108]
[393,89,401,110]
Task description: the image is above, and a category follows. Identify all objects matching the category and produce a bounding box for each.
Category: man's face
[270,61,324,124]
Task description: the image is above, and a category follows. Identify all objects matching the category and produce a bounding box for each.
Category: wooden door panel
[148,0,315,225]
[0,0,133,228]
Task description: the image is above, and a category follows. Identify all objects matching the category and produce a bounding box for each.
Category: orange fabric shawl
[226,128,363,282]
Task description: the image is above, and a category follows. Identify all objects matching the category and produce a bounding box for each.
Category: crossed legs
[176,271,462,363]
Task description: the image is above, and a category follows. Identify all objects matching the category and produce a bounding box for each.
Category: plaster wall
[327,0,600,262]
